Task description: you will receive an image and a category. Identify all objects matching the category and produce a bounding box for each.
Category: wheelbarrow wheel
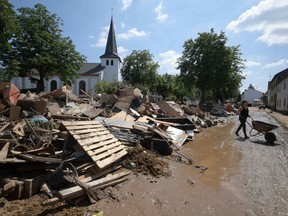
[265,132,276,143]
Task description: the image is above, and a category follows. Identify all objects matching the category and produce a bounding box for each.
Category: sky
[9,0,288,93]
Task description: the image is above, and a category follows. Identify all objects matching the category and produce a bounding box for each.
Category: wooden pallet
[61,121,127,169]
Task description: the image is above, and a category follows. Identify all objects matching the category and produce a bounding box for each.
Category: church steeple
[100,16,121,62]
[100,16,121,82]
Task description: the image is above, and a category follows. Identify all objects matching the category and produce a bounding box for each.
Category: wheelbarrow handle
[248,115,254,121]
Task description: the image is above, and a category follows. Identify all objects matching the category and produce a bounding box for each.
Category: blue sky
[9,0,288,93]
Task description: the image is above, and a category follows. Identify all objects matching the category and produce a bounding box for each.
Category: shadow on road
[251,139,280,147]
[235,137,249,142]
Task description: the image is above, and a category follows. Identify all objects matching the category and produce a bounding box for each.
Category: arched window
[50,80,57,91]
[79,80,86,95]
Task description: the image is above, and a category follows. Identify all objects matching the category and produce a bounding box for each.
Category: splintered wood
[61,121,127,169]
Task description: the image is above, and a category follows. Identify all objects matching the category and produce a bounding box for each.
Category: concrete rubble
[0,82,235,205]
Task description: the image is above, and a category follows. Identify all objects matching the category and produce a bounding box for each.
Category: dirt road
[1,109,287,216]
[230,109,288,216]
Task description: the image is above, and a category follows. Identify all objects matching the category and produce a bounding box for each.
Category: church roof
[78,63,104,75]
[100,17,121,62]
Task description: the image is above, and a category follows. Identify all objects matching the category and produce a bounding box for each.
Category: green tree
[1,4,85,91]
[0,0,18,52]
[154,73,197,102]
[0,0,20,79]
[177,29,245,102]
[154,73,174,99]
[121,50,159,91]
[95,80,119,94]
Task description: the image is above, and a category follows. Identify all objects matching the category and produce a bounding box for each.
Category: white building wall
[11,76,37,90]
[11,74,100,97]
[45,76,62,92]
[276,76,288,113]
[242,89,264,105]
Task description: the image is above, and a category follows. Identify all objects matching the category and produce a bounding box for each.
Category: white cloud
[88,35,95,39]
[117,46,128,55]
[118,28,147,40]
[155,1,168,23]
[90,26,109,48]
[245,60,262,67]
[226,0,288,45]
[264,58,288,68]
[121,0,132,11]
[158,50,181,75]
[117,46,129,61]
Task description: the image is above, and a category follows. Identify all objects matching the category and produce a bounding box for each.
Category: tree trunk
[37,74,45,93]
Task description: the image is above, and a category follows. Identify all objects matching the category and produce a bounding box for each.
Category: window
[79,80,86,95]
[106,60,109,65]
[50,80,57,91]
[111,60,114,65]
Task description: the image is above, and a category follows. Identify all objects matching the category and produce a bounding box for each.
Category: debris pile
[0,82,234,206]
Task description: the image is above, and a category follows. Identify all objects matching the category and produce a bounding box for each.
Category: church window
[50,80,57,91]
[106,60,109,65]
[79,80,86,95]
[111,60,114,65]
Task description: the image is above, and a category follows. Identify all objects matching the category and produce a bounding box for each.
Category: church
[11,17,121,96]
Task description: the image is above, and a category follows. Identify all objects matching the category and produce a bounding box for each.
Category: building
[241,88,264,105]
[11,17,121,96]
[268,68,288,114]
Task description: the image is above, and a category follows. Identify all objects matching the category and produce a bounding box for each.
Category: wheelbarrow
[247,117,278,143]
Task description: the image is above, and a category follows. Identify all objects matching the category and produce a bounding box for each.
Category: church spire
[100,16,121,61]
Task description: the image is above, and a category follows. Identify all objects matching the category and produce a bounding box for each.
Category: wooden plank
[0,142,10,160]
[96,149,128,169]
[91,145,126,162]
[58,170,130,199]
[63,124,103,131]
[83,138,119,151]
[62,121,102,126]
[71,130,110,139]
[87,141,124,157]
[83,108,103,118]
[68,127,107,135]
[52,115,90,120]
[77,134,115,147]
[17,154,62,164]
[0,122,10,133]
[43,176,128,206]
[72,131,111,140]
[81,165,122,183]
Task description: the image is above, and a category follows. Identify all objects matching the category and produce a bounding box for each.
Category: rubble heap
[0,82,234,206]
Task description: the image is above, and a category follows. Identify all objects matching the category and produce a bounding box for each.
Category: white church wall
[101,58,120,82]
